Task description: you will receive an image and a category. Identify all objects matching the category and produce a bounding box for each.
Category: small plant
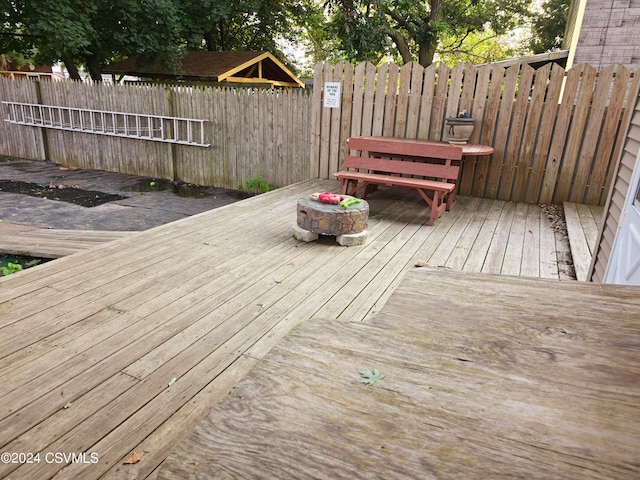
[1,262,23,276]
[0,255,44,276]
[238,174,274,194]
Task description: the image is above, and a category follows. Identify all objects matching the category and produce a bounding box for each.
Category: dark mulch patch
[0,179,127,207]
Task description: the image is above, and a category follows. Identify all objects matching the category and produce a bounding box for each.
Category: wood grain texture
[0,227,135,257]
[564,202,605,281]
[159,267,640,480]
[0,179,599,479]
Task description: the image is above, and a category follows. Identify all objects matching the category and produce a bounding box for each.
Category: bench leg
[445,194,454,211]
[342,180,370,199]
[416,189,447,226]
[445,186,457,211]
[430,192,447,226]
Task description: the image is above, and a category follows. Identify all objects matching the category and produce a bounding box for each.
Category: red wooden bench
[334,136,464,226]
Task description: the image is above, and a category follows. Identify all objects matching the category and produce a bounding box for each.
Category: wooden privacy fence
[0,78,312,190]
[2,61,639,205]
[311,61,640,205]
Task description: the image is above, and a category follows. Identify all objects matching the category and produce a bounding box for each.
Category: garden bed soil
[0,179,126,207]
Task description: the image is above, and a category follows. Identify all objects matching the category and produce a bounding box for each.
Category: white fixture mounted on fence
[2,101,210,147]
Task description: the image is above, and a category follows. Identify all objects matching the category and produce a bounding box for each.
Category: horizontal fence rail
[3,101,210,147]
[311,61,640,205]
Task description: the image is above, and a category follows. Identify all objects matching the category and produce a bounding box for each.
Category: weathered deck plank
[158,267,640,480]
[0,227,136,258]
[0,180,582,480]
[564,202,604,281]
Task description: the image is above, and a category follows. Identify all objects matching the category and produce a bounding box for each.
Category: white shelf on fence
[2,101,210,147]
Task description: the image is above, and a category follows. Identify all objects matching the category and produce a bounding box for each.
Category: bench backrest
[345,136,463,181]
[348,136,463,161]
[344,156,460,180]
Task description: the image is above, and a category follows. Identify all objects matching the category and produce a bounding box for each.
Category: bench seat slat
[334,171,455,193]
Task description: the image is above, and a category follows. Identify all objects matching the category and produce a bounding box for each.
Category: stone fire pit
[293,194,369,246]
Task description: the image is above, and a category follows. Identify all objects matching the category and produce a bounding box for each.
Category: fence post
[165,86,178,181]
[32,80,50,161]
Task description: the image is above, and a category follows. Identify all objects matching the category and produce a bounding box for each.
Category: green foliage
[0,255,42,276]
[359,368,385,386]
[0,0,319,79]
[529,0,570,54]
[0,0,186,80]
[238,174,274,194]
[320,0,531,67]
[1,262,23,276]
[437,30,528,66]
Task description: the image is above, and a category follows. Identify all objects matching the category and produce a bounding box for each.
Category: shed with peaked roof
[104,51,305,88]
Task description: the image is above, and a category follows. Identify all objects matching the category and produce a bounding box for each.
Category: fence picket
[501,65,535,201]
[556,65,598,202]
[338,62,354,169]
[461,65,490,196]
[395,63,413,137]
[573,65,616,203]
[456,63,476,196]
[406,63,424,139]
[525,64,564,204]
[350,63,366,141]
[487,65,519,199]
[361,62,377,137]
[472,65,504,197]
[513,64,549,201]
[310,62,324,178]
[417,64,437,140]
[329,63,345,176]
[372,63,388,137]
[585,65,630,204]
[446,63,465,120]
[431,63,450,141]
[540,66,583,203]
[383,63,399,137]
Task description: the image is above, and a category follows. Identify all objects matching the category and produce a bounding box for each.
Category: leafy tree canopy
[1,0,552,79]
[0,0,185,80]
[437,29,527,66]
[320,0,531,67]
[529,0,570,53]
[0,0,315,80]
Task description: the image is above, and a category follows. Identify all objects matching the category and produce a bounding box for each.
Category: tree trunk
[418,42,437,67]
[60,51,82,80]
[418,0,443,67]
[84,54,103,82]
[204,30,215,50]
[388,31,413,65]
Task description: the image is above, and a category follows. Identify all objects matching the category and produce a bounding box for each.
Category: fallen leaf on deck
[359,368,385,385]
[123,451,140,464]
[168,377,177,387]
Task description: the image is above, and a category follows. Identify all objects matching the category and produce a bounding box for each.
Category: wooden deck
[0,179,583,479]
[564,202,604,281]
[159,267,640,480]
[0,225,135,258]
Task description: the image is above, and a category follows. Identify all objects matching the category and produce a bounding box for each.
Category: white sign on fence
[323,82,341,108]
